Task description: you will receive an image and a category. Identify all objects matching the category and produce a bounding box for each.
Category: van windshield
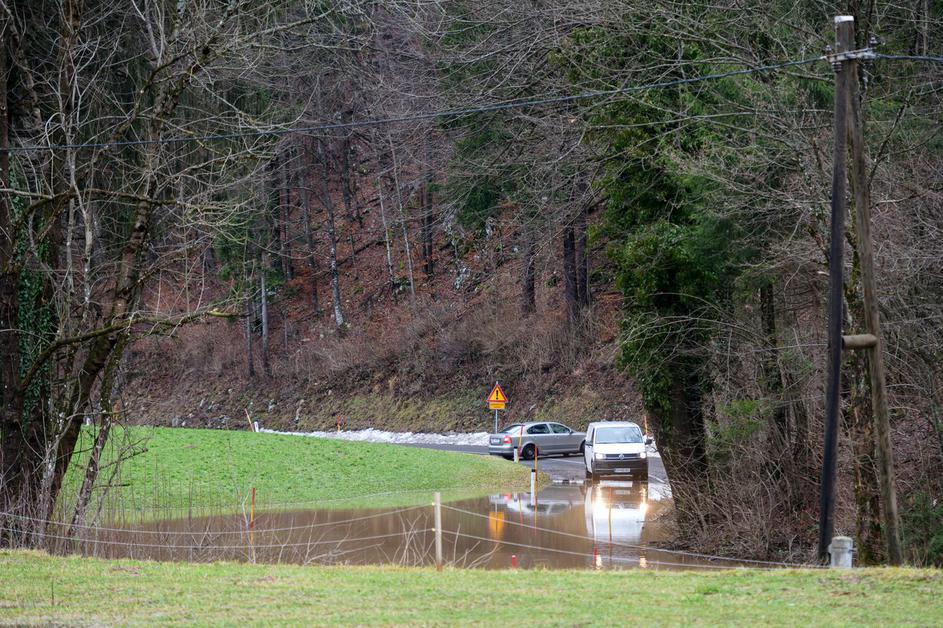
[594,426,642,444]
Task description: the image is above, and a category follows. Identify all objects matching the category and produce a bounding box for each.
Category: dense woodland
[0,0,941,565]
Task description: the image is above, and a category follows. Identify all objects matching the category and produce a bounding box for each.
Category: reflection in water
[44,482,735,570]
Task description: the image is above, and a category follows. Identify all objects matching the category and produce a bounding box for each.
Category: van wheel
[585,467,597,483]
[521,444,536,460]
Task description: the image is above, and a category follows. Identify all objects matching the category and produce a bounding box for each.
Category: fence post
[513,447,519,463]
[250,487,255,546]
[434,492,443,572]
[828,536,854,568]
[530,469,536,507]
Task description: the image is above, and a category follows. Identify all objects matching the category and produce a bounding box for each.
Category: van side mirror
[645,436,653,446]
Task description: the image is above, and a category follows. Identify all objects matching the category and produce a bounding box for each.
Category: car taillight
[503,435,512,444]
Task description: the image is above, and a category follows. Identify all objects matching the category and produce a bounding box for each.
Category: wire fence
[439,504,821,569]
[1,489,828,571]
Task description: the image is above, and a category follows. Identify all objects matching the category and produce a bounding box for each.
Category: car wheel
[521,444,536,460]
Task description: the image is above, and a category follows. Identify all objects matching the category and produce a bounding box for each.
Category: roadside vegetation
[62,427,531,519]
[3,551,941,626]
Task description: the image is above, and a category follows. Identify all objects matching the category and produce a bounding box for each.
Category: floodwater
[50,481,739,570]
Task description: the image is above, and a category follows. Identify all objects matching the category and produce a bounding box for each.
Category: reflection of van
[583,421,651,482]
[583,482,648,544]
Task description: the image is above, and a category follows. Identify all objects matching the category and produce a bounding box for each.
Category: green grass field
[2,551,940,626]
[63,427,531,518]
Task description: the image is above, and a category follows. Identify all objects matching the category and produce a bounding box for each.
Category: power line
[874,53,943,64]
[3,56,827,154]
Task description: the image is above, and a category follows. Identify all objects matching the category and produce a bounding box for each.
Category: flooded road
[51,480,745,570]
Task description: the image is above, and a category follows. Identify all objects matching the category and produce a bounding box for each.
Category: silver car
[488,421,586,460]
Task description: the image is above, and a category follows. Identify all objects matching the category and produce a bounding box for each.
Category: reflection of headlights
[640,452,647,459]
[595,452,605,460]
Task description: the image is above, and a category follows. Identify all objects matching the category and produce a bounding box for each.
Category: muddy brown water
[49,482,745,570]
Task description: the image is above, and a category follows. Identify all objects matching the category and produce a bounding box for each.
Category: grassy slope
[2,551,941,626]
[64,427,531,516]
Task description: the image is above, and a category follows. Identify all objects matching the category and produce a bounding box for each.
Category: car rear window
[499,424,523,434]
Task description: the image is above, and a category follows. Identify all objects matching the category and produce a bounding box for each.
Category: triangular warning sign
[487,382,508,404]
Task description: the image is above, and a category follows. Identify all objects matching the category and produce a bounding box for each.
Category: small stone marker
[828,536,854,568]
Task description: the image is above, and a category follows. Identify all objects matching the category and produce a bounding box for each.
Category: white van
[583,421,651,482]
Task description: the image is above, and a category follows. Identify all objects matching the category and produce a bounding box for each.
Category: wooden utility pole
[818,15,853,562]
[844,23,903,565]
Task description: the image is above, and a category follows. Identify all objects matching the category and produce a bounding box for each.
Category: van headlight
[640,452,647,459]
[595,452,605,460]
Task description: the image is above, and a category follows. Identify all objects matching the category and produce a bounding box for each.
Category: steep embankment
[123,194,640,433]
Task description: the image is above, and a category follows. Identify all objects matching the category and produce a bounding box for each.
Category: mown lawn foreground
[64,427,532,516]
[1,551,940,626]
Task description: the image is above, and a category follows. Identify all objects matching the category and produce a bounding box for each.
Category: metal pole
[494,408,498,433]
[819,15,853,562]
[434,492,443,571]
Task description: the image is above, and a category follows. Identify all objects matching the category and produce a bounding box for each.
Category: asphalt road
[401,442,669,487]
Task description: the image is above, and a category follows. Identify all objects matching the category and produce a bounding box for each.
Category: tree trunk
[301,196,321,318]
[563,225,579,323]
[649,364,709,520]
[268,157,284,276]
[575,209,590,308]
[340,133,357,270]
[68,412,111,537]
[245,292,255,378]
[377,174,396,297]
[279,148,293,280]
[521,221,536,315]
[317,139,345,327]
[759,283,790,454]
[387,137,415,304]
[0,34,27,518]
[300,140,321,317]
[343,134,363,228]
[422,172,434,279]
[260,272,271,377]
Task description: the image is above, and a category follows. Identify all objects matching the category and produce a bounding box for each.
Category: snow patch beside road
[258,426,660,457]
[259,427,491,446]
